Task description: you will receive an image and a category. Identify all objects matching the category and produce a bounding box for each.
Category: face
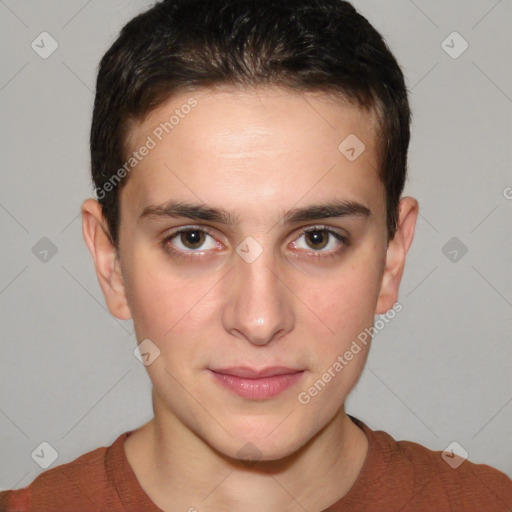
[86,86,410,461]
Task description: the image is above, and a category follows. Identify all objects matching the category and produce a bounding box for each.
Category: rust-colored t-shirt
[1,416,511,511]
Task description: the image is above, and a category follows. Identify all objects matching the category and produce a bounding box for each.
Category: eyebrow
[138,199,371,225]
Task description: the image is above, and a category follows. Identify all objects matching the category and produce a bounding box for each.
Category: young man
[2,0,511,510]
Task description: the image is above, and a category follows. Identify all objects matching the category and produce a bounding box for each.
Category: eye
[291,226,348,257]
[161,225,349,260]
[164,227,219,253]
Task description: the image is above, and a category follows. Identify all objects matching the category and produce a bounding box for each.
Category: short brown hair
[90,0,411,246]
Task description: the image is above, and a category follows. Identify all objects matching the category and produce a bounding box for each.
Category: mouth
[208,366,305,400]
[210,366,303,378]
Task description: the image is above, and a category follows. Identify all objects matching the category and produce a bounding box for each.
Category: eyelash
[161,225,350,260]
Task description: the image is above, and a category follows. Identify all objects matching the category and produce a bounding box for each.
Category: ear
[81,198,132,320]
[375,196,418,315]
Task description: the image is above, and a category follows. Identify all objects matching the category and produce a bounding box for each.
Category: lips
[208,366,305,399]
[210,366,302,378]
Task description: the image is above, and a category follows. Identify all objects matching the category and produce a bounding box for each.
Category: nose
[222,249,295,347]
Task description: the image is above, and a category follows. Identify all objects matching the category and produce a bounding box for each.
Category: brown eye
[179,230,206,249]
[304,229,329,250]
[291,226,349,258]
[164,227,219,254]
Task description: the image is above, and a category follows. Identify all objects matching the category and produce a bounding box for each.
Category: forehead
[120,86,384,224]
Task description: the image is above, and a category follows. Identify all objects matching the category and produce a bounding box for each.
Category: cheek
[294,262,378,420]
[124,258,219,371]
[124,263,189,346]
[299,258,382,341]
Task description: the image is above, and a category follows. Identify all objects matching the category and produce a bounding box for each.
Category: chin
[207,420,312,464]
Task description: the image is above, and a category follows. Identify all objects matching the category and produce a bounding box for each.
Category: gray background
[1,0,511,491]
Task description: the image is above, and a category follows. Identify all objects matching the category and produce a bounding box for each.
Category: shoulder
[347,416,512,511]
[394,435,512,509]
[0,432,129,512]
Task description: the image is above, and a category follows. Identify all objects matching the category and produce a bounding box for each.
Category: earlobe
[81,198,132,320]
[375,196,418,315]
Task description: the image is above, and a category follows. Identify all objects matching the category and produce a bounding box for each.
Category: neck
[125,396,368,512]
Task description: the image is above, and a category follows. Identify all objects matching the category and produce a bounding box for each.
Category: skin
[82,85,418,512]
